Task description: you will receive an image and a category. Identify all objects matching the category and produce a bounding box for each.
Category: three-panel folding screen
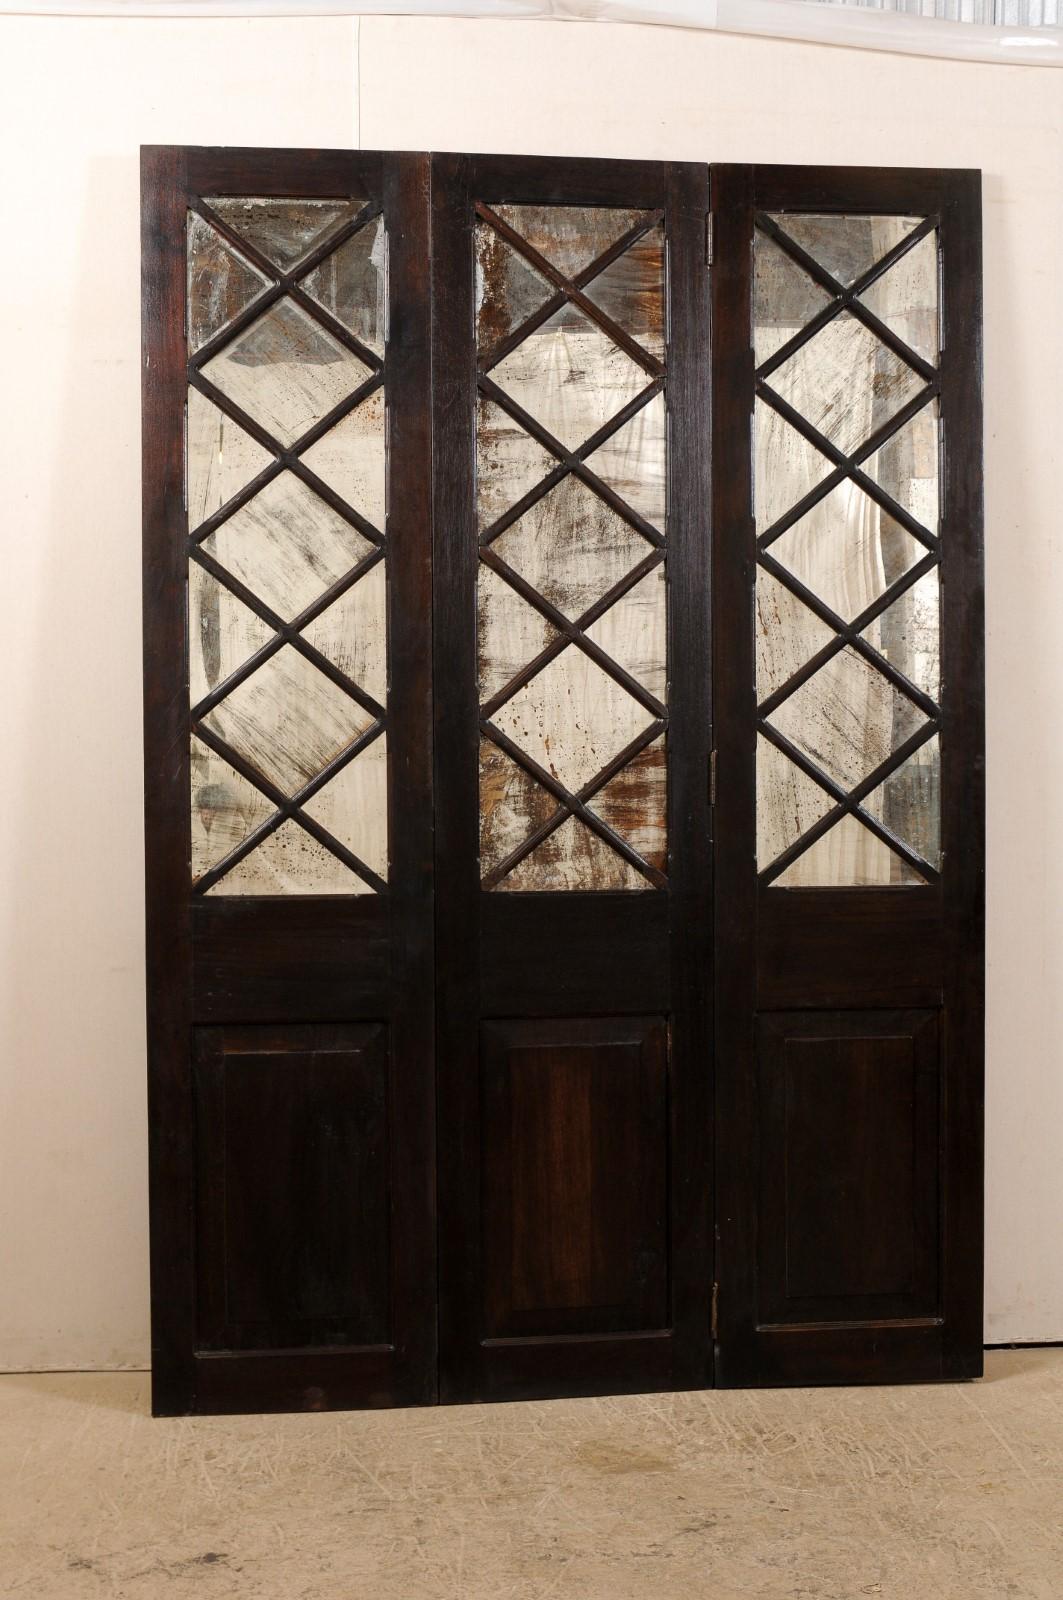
[142,149,984,1415]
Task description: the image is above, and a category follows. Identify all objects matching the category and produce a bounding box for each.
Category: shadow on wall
[1,150,151,1372]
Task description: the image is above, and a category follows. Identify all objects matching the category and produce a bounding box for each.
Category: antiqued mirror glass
[753,213,942,886]
[186,201,390,894]
[475,202,667,890]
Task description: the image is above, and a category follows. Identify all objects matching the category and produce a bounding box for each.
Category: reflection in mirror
[201,473,374,622]
[207,197,358,271]
[774,811,926,887]
[202,298,371,447]
[769,213,922,289]
[186,214,269,354]
[863,733,941,870]
[767,646,928,793]
[768,480,927,624]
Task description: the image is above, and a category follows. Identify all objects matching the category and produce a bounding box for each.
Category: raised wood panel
[756,1010,940,1328]
[194,1023,390,1352]
[481,1016,669,1339]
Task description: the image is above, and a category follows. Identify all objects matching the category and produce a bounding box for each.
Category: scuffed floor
[2,1349,1062,1599]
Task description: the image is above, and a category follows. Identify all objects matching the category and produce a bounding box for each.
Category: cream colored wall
[0,13,1058,1368]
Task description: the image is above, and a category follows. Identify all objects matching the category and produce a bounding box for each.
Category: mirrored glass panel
[476,202,668,892]
[768,480,927,624]
[207,197,358,271]
[302,215,388,358]
[202,298,371,447]
[187,203,389,895]
[186,214,269,354]
[754,213,941,886]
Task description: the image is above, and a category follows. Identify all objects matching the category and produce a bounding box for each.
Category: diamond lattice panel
[475,201,668,891]
[187,201,390,898]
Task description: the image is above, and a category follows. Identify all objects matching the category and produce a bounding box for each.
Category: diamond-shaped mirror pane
[754,232,833,367]
[479,739,558,879]
[206,817,370,896]
[755,568,835,704]
[491,304,651,452]
[860,572,940,701]
[202,298,372,447]
[583,223,665,360]
[187,214,269,354]
[301,215,387,358]
[769,479,927,624]
[774,811,926,887]
[766,646,928,792]
[201,472,373,623]
[588,735,667,873]
[207,197,358,271]
[583,392,666,530]
[861,401,939,533]
[771,213,922,289]
[477,563,560,703]
[755,399,835,535]
[301,561,387,704]
[301,733,388,878]
[863,733,941,870]
[190,735,277,881]
[499,814,647,892]
[201,646,375,795]
[584,567,667,703]
[186,388,274,529]
[766,311,925,458]
[299,391,386,530]
[756,733,834,869]
[476,222,554,350]
[859,231,939,366]
[491,476,651,622]
[189,563,276,707]
[490,647,654,794]
[492,206,647,282]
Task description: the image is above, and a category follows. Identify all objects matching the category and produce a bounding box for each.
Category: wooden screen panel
[433,152,712,1405]
[756,1010,939,1327]
[712,162,983,1390]
[481,1017,668,1338]
[194,1023,389,1351]
[144,147,435,1416]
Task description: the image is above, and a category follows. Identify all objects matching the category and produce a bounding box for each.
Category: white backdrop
[0,11,1059,1369]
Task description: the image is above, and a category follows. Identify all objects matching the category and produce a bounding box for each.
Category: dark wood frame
[711,164,984,1386]
[144,150,983,1414]
[142,147,436,1415]
[431,153,714,1404]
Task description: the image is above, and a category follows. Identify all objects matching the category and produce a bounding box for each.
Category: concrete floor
[2,1350,1062,1599]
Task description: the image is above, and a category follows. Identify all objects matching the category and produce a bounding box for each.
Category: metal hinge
[711,1281,719,1340]
[709,749,717,806]
[705,213,714,267]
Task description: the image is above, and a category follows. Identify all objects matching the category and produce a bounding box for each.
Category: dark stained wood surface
[712,162,984,1389]
[144,150,984,1414]
[432,152,714,1405]
[142,147,436,1416]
